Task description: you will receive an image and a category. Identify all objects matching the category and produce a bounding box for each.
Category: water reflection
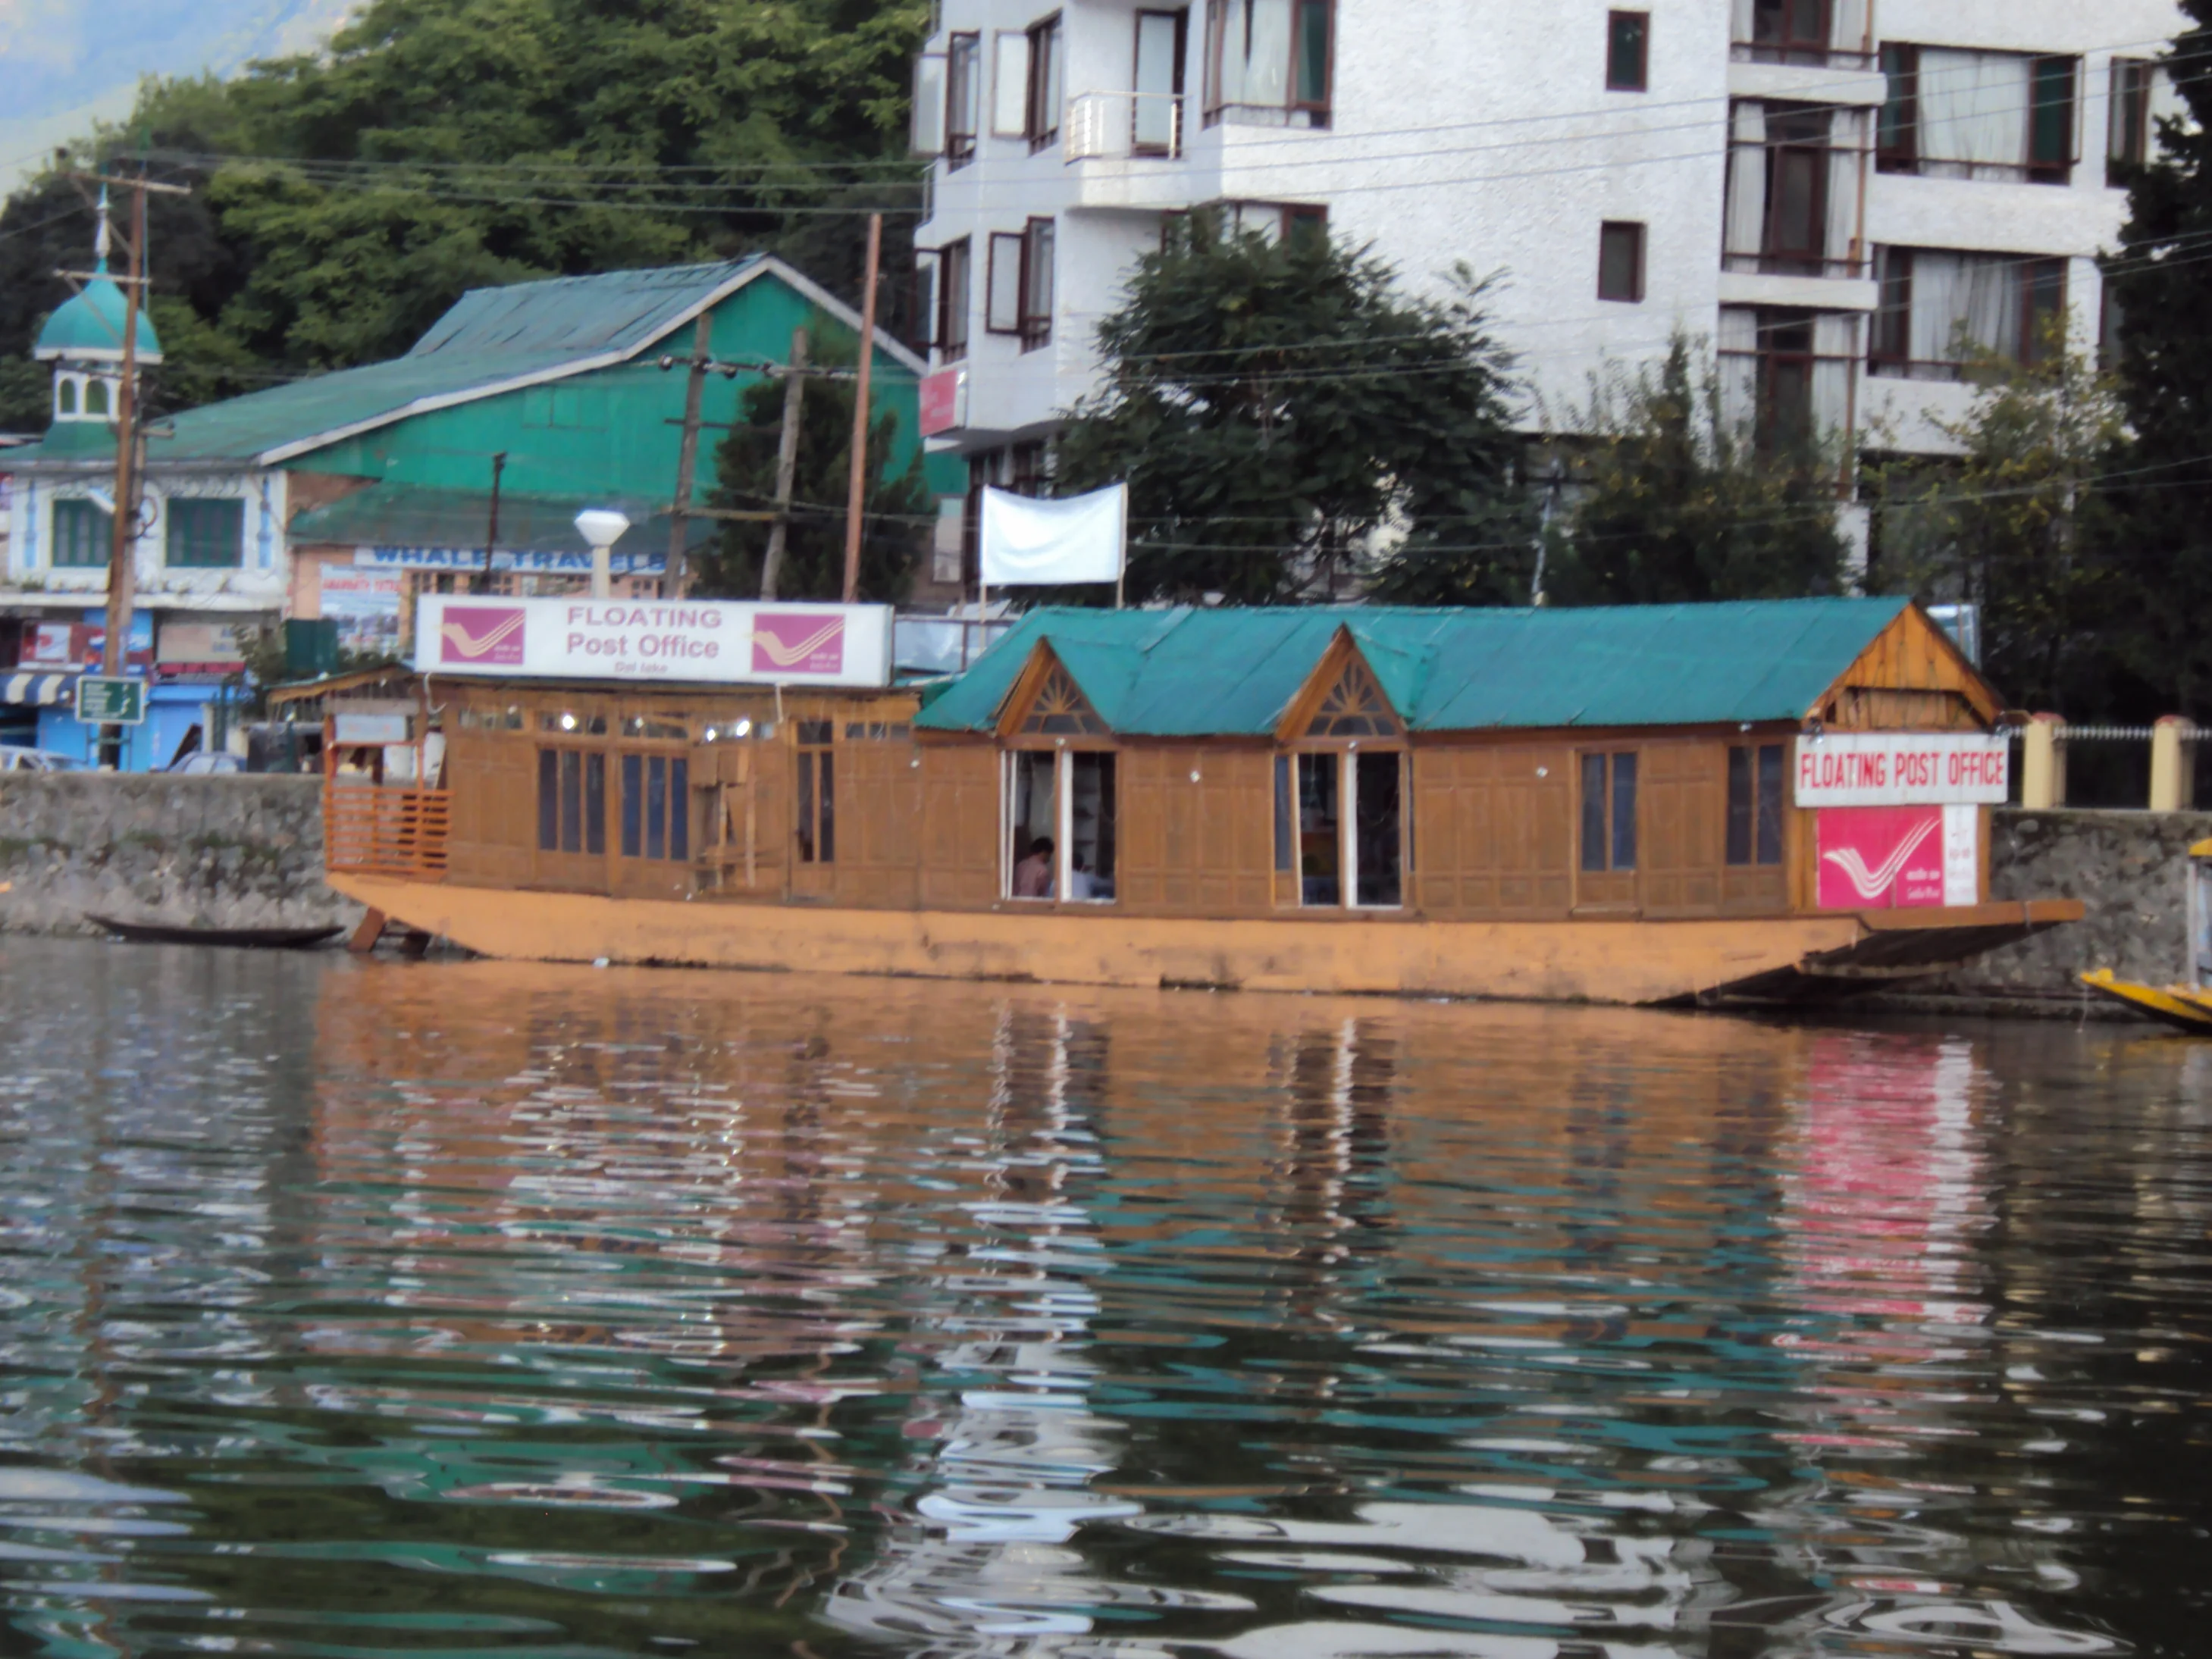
[0,941,2207,1657]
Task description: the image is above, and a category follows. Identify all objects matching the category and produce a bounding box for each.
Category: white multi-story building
[909,0,2186,571]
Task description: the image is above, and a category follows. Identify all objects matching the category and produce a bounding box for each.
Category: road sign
[75,675,146,725]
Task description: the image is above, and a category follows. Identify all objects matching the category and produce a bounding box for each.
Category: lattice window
[1305,656,1400,738]
[1020,664,1110,735]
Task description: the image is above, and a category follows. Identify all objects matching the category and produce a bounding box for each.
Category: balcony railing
[1064,91,1185,161]
[1730,41,1876,71]
[325,783,451,881]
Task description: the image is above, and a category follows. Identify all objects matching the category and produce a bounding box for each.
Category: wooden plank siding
[918,742,1000,908]
[1410,744,1574,918]
[1819,604,2001,731]
[1118,746,1275,914]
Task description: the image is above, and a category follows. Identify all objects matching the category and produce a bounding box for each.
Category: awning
[2,672,74,707]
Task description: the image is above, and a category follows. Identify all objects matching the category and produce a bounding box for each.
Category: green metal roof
[915,598,1922,736]
[288,480,718,554]
[34,273,161,363]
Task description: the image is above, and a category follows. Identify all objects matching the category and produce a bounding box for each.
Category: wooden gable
[1276,631,1403,741]
[995,643,1111,739]
[1812,603,2004,731]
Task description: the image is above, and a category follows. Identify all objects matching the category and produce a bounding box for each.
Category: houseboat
[284,594,2079,1006]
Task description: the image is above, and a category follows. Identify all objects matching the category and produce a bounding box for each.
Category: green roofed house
[2,245,960,769]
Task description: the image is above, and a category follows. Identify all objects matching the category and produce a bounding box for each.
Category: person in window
[1068,854,1096,901]
[1013,835,1056,899]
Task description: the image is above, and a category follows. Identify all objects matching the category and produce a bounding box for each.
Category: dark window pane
[647,756,667,860]
[585,755,606,856]
[1274,755,1293,873]
[559,750,583,853]
[797,753,816,863]
[1727,747,1753,865]
[1298,753,1340,906]
[537,750,559,851]
[817,748,835,862]
[1611,753,1638,871]
[1355,751,1402,907]
[1878,44,1916,163]
[2031,57,2076,170]
[1581,753,1609,872]
[797,720,835,747]
[621,755,642,857]
[670,759,688,863]
[1756,744,1785,865]
[1598,222,1642,301]
[1296,0,1330,105]
[1607,11,1647,89]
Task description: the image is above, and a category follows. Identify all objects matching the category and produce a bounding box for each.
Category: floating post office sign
[1793,732,2010,807]
[74,675,146,725]
[414,596,895,688]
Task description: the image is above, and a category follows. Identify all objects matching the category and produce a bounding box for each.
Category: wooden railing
[324,784,451,880]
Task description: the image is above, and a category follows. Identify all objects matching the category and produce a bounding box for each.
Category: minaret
[34,182,161,427]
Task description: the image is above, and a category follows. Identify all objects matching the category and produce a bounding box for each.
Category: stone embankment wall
[0,775,358,936]
[1921,808,2212,1002]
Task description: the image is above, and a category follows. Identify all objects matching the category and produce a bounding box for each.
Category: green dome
[35,274,161,365]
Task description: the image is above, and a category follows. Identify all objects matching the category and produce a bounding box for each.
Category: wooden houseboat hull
[331,872,2079,1008]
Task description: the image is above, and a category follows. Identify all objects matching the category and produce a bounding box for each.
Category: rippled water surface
[2,938,2210,1657]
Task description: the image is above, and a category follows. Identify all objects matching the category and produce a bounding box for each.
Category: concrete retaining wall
[1925,809,2212,1001]
[0,774,359,936]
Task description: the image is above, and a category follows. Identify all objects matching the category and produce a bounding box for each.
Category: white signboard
[1794,733,2010,808]
[414,596,894,688]
[356,545,668,575]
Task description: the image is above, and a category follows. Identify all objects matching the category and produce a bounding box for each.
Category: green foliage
[1054,214,1534,606]
[1869,333,2126,712]
[691,330,925,604]
[0,0,929,412]
[1543,336,1848,606]
[2104,0,2212,717]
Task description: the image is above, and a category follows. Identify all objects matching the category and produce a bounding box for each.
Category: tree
[1054,213,1533,606]
[1868,332,2126,712]
[690,333,927,605]
[0,0,932,412]
[2104,0,2212,718]
[1541,335,1849,606]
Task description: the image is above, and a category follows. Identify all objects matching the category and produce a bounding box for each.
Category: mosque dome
[36,273,161,365]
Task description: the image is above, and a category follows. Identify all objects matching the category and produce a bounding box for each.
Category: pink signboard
[750,612,846,676]
[438,605,529,666]
[1816,806,1946,909]
[919,367,964,437]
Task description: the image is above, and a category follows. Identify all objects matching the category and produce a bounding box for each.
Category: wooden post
[2021,713,2066,810]
[2150,715,2191,812]
[668,308,715,598]
[760,327,809,602]
[842,212,883,604]
[99,183,146,769]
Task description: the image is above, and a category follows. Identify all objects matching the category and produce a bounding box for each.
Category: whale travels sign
[414,596,895,688]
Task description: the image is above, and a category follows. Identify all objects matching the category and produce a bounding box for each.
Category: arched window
[55,377,77,417]
[1020,663,1110,735]
[1304,655,1401,737]
[83,379,111,417]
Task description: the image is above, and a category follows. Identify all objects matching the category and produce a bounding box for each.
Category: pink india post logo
[440,605,528,666]
[1816,806,1944,910]
[751,612,846,675]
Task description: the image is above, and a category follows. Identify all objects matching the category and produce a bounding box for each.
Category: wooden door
[920,743,999,908]
[1640,742,1724,917]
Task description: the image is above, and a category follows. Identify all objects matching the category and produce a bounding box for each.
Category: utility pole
[759,327,810,602]
[58,166,189,768]
[481,451,506,594]
[666,309,715,599]
[841,213,883,604]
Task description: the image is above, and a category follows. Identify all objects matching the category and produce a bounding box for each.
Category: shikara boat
[281,596,2081,1007]
[87,914,345,949]
[2076,836,2212,1032]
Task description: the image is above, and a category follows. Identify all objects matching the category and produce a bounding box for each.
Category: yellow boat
[2079,837,2212,1031]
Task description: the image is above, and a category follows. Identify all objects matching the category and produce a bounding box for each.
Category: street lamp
[575,508,631,599]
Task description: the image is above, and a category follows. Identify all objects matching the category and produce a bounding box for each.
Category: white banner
[979,484,1126,587]
[357,545,667,575]
[415,596,893,688]
[1794,732,2010,807]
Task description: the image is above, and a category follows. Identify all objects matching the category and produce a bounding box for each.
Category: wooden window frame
[1597,220,1646,303]
[51,498,112,568]
[1877,42,1918,173]
[1203,0,1334,129]
[2028,55,2079,185]
[1869,245,1911,371]
[1879,45,2078,184]
[1019,218,1054,351]
[1725,742,1786,868]
[1762,112,1831,276]
[1744,0,1829,67]
[1025,13,1064,152]
[1133,9,1189,157]
[1578,750,1640,875]
[795,720,835,865]
[2109,58,2154,184]
[938,237,972,360]
[1280,742,1406,911]
[1606,10,1650,92]
[1001,741,1118,905]
[2019,257,2067,367]
[946,31,982,169]
[985,231,1025,335]
[164,497,246,570]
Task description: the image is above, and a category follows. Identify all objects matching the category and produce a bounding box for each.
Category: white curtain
[1214,0,1289,111]
[1918,49,2031,177]
[1724,102,1768,262]
[1718,308,1760,434]
[1813,313,1856,435]
[1830,0,1870,55]
[1729,0,1755,43]
[1825,108,1864,274]
[1907,251,2018,366]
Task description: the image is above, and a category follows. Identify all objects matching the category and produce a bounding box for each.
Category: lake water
[1,937,2208,1657]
